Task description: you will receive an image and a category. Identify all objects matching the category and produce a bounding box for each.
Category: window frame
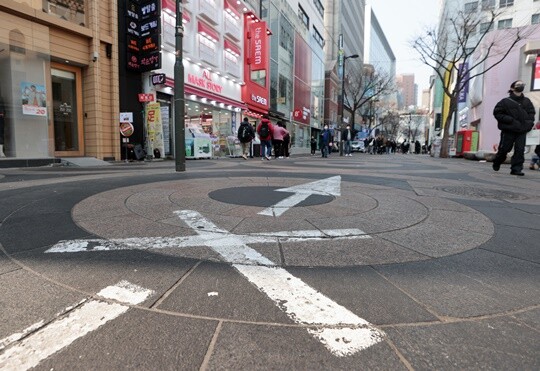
[313,26,324,48]
[313,0,324,18]
[298,4,309,29]
[464,1,478,12]
[499,0,514,8]
[497,18,512,29]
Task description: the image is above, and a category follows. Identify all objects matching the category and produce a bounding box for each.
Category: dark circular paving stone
[209,186,334,207]
[436,186,529,200]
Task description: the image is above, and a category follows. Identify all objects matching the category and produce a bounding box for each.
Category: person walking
[492,80,536,176]
[310,135,317,155]
[341,124,356,156]
[319,124,331,158]
[272,121,289,159]
[256,118,274,160]
[282,123,291,158]
[237,117,255,160]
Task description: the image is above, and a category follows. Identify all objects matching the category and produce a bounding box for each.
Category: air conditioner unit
[525,54,537,64]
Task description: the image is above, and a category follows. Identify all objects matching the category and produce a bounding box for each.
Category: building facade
[0,0,119,161]
[432,0,540,152]
[397,73,417,109]
[118,0,271,159]
[323,0,366,135]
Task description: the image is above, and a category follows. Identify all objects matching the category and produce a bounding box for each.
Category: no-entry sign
[120,122,135,137]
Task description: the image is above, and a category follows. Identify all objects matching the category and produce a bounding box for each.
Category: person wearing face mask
[492,80,536,176]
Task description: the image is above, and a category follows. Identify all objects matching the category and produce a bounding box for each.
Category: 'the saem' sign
[248,21,269,71]
[187,70,224,94]
[251,94,267,106]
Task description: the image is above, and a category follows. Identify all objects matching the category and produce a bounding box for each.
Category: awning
[198,21,219,43]
[162,0,175,12]
[183,12,191,23]
[185,85,247,110]
[224,39,241,57]
[224,0,241,18]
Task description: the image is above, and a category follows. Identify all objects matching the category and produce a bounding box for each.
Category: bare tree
[379,111,401,139]
[412,8,538,157]
[343,63,395,130]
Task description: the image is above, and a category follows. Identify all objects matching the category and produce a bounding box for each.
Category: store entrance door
[157,92,172,157]
[51,63,83,157]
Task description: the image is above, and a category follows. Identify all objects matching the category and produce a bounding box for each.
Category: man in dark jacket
[237,117,255,160]
[492,80,536,176]
[256,118,274,160]
[341,124,356,156]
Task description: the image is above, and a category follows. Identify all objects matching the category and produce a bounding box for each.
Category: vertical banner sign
[146,102,165,157]
[248,21,269,72]
[242,17,270,113]
[458,62,469,103]
[126,0,161,72]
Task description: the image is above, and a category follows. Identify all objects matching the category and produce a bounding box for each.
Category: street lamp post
[339,54,359,156]
[174,0,186,172]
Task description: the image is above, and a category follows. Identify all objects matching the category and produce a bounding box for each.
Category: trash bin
[252,143,261,157]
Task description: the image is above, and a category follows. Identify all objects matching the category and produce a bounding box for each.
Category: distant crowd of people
[237,117,291,160]
[238,117,434,160]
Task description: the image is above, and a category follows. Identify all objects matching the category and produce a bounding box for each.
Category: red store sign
[242,15,271,113]
[187,70,224,94]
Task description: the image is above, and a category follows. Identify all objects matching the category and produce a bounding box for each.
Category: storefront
[133,0,265,159]
[1,1,119,162]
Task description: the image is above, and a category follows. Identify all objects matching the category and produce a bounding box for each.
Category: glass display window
[184,100,236,157]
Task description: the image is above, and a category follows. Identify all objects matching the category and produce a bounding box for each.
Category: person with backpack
[237,117,255,160]
[256,118,274,160]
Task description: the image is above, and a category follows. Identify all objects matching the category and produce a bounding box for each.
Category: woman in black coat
[492,80,536,176]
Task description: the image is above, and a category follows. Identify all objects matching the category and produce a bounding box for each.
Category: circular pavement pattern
[69,177,495,267]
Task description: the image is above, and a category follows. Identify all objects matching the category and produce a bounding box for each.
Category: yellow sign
[145,102,164,157]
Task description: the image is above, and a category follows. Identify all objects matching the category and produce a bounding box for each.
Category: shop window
[251,69,266,87]
[532,56,540,91]
[42,0,86,26]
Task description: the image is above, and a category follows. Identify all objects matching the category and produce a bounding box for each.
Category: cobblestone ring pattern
[70,177,495,267]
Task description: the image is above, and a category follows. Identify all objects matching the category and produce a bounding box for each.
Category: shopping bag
[526,129,540,146]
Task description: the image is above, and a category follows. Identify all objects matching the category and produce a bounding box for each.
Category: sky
[370,0,441,96]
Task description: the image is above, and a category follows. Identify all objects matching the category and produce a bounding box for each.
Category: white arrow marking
[45,228,371,255]
[0,281,154,370]
[258,176,342,217]
[176,210,384,357]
